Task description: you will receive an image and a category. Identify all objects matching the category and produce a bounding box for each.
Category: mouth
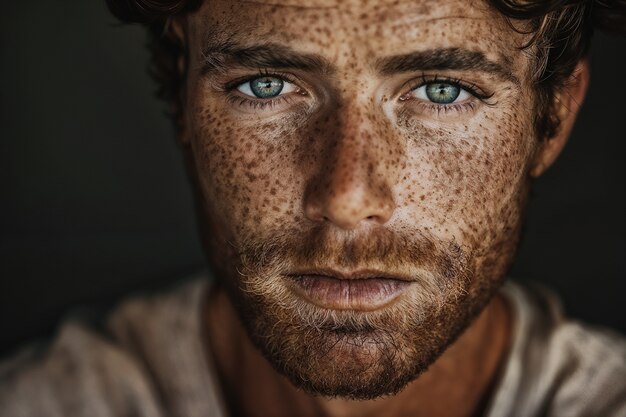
[285,269,414,311]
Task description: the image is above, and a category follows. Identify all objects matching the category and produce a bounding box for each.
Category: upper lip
[286,268,415,282]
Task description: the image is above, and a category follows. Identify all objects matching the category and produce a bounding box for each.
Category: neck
[204,284,511,417]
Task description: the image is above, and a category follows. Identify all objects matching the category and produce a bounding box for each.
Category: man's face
[182,0,537,399]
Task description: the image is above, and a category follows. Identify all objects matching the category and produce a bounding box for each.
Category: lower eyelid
[411,100,478,117]
[226,93,305,113]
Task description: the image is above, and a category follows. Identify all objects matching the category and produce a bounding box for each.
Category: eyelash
[400,74,495,115]
[222,71,494,114]
[404,74,493,101]
[223,69,302,111]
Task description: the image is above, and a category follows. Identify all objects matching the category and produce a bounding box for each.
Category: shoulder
[0,277,211,417]
[0,275,215,417]
[488,281,626,417]
[544,319,626,416]
[0,321,163,417]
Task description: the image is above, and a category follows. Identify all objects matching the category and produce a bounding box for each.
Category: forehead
[188,0,529,78]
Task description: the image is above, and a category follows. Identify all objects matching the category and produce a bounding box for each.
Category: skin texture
[172,0,589,415]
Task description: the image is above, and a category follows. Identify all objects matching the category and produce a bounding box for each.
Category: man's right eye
[236,76,298,99]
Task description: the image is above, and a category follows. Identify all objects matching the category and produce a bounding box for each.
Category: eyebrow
[202,42,518,84]
[377,48,518,84]
[202,41,330,75]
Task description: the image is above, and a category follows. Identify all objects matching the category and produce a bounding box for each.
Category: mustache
[235,225,471,283]
[230,225,475,336]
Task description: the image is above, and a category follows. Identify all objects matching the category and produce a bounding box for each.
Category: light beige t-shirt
[1,274,625,417]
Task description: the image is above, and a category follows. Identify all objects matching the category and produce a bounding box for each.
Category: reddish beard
[208,225,500,399]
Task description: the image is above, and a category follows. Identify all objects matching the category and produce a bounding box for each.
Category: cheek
[189,100,307,237]
[396,106,535,247]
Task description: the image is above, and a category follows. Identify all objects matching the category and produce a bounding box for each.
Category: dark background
[1,1,624,356]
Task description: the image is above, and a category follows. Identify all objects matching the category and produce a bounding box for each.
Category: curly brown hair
[106,0,626,138]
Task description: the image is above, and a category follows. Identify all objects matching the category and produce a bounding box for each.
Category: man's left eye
[410,82,471,104]
[237,76,297,99]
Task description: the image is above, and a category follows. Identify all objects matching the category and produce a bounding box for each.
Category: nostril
[303,174,396,229]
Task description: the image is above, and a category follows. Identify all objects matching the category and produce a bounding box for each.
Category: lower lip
[288,275,412,311]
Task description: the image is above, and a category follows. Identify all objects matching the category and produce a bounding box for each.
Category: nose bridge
[304,97,398,230]
[328,103,382,186]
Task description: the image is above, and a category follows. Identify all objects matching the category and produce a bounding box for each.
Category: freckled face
[184,0,536,399]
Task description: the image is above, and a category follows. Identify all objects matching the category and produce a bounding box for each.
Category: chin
[229,267,496,399]
[208,224,515,399]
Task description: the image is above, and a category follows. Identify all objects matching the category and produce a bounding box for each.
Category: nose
[303,105,397,231]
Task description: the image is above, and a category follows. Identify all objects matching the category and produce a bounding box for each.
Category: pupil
[425,83,460,104]
[251,77,284,98]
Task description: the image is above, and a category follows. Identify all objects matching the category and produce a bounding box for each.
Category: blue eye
[237,76,298,99]
[410,82,470,104]
[425,83,460,104]
[250,77,283,98]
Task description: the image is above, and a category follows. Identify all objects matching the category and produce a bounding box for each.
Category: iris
[425,83,461,104]
[250,77,284,98]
